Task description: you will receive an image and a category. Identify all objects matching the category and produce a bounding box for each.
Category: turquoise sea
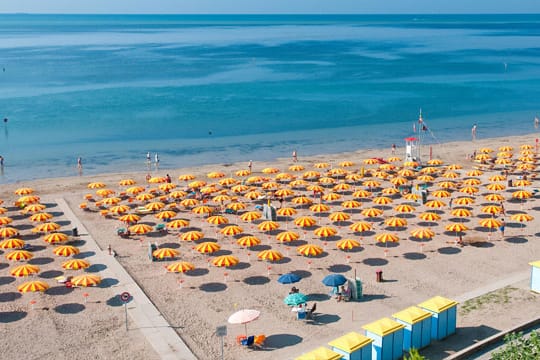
[1,14,540,183]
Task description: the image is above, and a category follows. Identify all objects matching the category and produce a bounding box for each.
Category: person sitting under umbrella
[289,286,299,295]
[337,285,351,302]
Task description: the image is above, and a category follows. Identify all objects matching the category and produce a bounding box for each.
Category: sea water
[1,14,540,183]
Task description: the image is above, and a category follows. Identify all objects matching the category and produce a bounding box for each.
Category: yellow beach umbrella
[294,216,317,227]
[18,280,49,293]
[0,238,25,249]
[212,255,239,267]
[328,211,350,222]
[14,187,34,195]
[188,180,207,188]
[303,171,321,179]
[425,200,446,208]
[398,169,416,177]
[95,189,115,198]
[257,221,279,232]
[159,183,177,192]
[145,201,165,211]
[155,210,177,220]
[486,183,506,191]
[126,186,145,195]
[219,177,238,187]
[417,175,435,182]
[167,219,190,230]
[438,181,456,189]
[196,242,221,254]
[513,179,532,187]
[101,197,122,206]
[390,177,408,186]
[0,216,13,225]
[53,245,80,257]
[235,170,250,177]
[387,157,402,162]
[382,187,400,195]
[0,227,19,238]
[363,180,381,188]
[179,198,199,208]
[136,193,155,201]
[62,259,90,270]
[427,159,443,165]
[71,274,101,287]
[511,213,534,222]
[394,204,415,213]
[88,182,106,189]
[119,214,141,224]
[244,190,263,200]
[109,205,130,215]
[499,145,513,152]
[479,218,502,229]
[275,189,295,198]
[128,223,153,234]
[442,171,459,179]
[432,190,451,198]
[152,248,179,259]
[166,261,195,273]
[375,233,399,243]
[180,230,204,242]
[297,244,324,257]
[237,235,261,247]
[276,231,300,242]
[231,184,249,193]
[512,190,532,199]
[220,225,244,236]
[410,228,435,239]
[213,194,231,203]
[257,249,283,262]
[178,174,196,181]
[11,264,40,277]
[32,222,61,233]
[404,193,419,201]
[352,190,371,198]
[276,207,297,217]
[447,163,463,170]
[240,211,262,222]
[342,200,362,209]
[481,205,502,215]
[451,208,472,217]
[314,162,330,169]
[373,196,393,205]
[350,221,372,232]
[484,193,505,202]
[262,167,280,174]
[289,164,305,171]
[5,250,34,261]
[207,216,228,227]
[43,232,69,244]
[466,169,484,177]
[314,226,337,238]
[336,239,361,250]
[289,179,309,188]
[192,205,213,215]
[419,212,441,221]
[22,203,46,213]
[361,208,383,217]
[463,178,481,186]
[310,203,330,213]
[489,175,506,182]
[385,217,407,227]
[119,179,136,186]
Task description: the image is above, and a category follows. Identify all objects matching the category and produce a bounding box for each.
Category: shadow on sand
[0,311,27,323]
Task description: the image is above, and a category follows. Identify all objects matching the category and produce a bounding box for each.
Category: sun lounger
[252,335,266,349]
[135,207,152,215]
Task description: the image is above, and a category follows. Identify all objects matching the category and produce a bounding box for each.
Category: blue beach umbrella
[278,273,301,284]
[284,293,308,306]
[322,274,347,287]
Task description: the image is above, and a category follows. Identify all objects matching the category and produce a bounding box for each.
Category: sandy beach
[1,133,540,360]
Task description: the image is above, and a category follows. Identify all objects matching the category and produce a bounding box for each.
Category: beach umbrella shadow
[291,270,312,279]
[403,252,427,260]
[28,257,55,265]
[56,220,72,226]
[185,268,209,277]
[469,241,495,248]
[50,211,64,217]
[86,264,107,273]
[312,314,340,325]
[54,303,85,314]
[28,245,47,252]
[99,278,119,288]
[213,249,233,256]
[307,293,331,301]
[504,237,528,244]
[361,294,389,302]
[0,263,9,270]
[251,244,271,251]
[46,286,74,296]
[199,282,227,292]
[0,276,16,285]
[264,334,302,349]
[230,262,250,270]
[396,213,416,219]
[106,295,124,307]
[69,239,86,247]
[0,311,27,323]
[327,264,351,273]
[437,247,461,255]
[274,257,292,264]
[16,224,34,231]
[39,270,64,279]
[363,258,388,266]
[243,276,270,285]
[161,242,180,249]
[375,242,399,249]
[73,251,95,259]
[0,292,22,302]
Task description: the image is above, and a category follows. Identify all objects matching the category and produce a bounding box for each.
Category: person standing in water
[292,149,298,162]
[154,153,159,170]
[471,124,477,141]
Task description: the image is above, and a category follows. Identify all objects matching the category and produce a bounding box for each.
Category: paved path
[454,269,531,303]
[57,198,197,360]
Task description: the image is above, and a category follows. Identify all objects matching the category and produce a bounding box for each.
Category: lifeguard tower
[404,137,420,164]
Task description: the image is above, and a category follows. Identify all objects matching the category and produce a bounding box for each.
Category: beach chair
[296,310,306,320]
[306,303,317,320]
[251,335,266,349]
[155,224,167,233]
[241,335,255,347]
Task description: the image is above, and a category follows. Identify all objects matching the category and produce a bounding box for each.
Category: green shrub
[403,348,426,360]
[492,330,540,359]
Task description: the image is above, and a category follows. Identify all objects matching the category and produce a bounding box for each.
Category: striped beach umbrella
[0,238,25,249]
[14,187,35,195]
[484,193,505,202]
[53,245,80,257]
[512,190,532,199]
[220,225,244,236]
[361,208,383,217]
[166,261,195,273]
[294,216,317,228]
[257,221,279,232]
[179,198,199,208]
[276,231,300,242]
[297,244,323,257]
[126,186,145,195]
[375,233,399,243]
[5,250,33,261]
[454,197,475,205]
[119,179,136,186]
[349,221,372,233]
[152,248,179,260]
[128,224,153,235]
[257,250,283,262]
[425,200,446,209]
[314,226,337,238]
[0,216,13,226]
[240,211,262,222]
[385,217,407,227]
[167,219,190,230]
[419,212,441,221]
[179,230,204,242]
[231,184,249,193]
[322,193,341,202]
[445,223,468,232]
[352,190,371,198]
[18,280,49,293]
[373,196,393,205]
[479,218,502,229]
[212,255,239,267]
[276,207,297,217]
[145,201,165,211]
[196,242,220,254]
[43,232,69,244]
[119,214,141,224]
[32,222,61,233]
[29,212,53,222]
[342,200,362,209]
[71,274,101,287]
[88,182,106,189]
[192,205,213,215]
[10,264,40,277]
[336,239,361,250]
[0,227,19,238]
[410,228,435,239]
[227,202,247,212]
[155,210,177,220]
[136,193,155,201]
[481,205,502,216]
[237,235,261,247]
[62,259,90,270]
[109,204,130,214]
[328,211,350,222]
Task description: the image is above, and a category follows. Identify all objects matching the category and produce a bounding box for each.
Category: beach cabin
[392,306,432,351]
[530,260,540,293]
[362,317,405,360]
[328,332,373,360]
[295,346,343,360]
[417,296,458,340]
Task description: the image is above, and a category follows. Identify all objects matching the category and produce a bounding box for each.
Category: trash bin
[376,270,383,283]
[72,227,78,237]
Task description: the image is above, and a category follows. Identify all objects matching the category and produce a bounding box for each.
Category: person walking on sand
[146,152,151,164]
[77,157,82,169]
[471,124,477,141]
[499,219,506,239]
[391,144,396,155]
[154,153,159,169]
[248,160,253,174]
[292,149,298,162]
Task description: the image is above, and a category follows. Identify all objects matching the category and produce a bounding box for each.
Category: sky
[1,0,540,14]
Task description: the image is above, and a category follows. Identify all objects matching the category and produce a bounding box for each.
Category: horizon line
[1,12,540,16]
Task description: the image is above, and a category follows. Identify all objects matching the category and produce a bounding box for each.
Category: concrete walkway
[454,269,531,303]
[57,198,197,360]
